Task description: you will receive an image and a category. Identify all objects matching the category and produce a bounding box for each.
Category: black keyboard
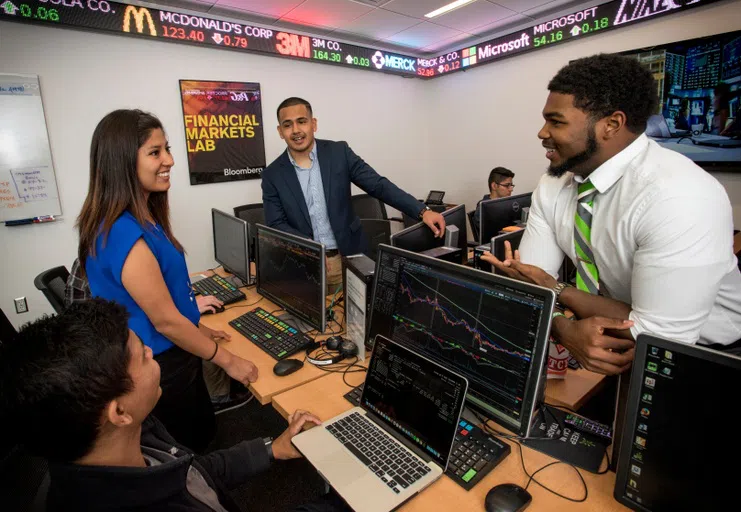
[192,275,245,305]
[344,384,510,490]
[229,307,314,360]
[326,412,431,495]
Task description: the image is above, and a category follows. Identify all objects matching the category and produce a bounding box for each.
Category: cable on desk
[304,344,366,387]
[470,409,589,503]
[224,297,264,311]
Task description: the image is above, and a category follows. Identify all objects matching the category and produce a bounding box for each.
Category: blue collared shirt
[288,143,338,250]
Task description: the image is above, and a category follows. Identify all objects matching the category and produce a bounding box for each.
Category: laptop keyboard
[344,384,511,490]
[326,412,431,495]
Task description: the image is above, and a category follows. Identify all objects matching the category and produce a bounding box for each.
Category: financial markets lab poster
[179,80,266,185]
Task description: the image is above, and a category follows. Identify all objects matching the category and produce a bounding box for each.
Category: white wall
[0,21,433,327]
[427,0,741,228]
[2,0,741,328]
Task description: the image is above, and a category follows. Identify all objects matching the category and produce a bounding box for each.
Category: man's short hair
[488,167,515,190]
[548,54,658,133]
[277,97,313,120]
[0,299,133,461]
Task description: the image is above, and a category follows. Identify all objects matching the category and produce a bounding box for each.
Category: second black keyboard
[229,307,314,360]
[344,383,510,490]
[192,275,245,305]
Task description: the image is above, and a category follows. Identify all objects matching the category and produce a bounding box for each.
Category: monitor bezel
[390,204,468,264]
[368,243,555,437]
[614,334,741,511]
[479,192,532,244]
[490,229,526,273]
[255,223,326,333]
[211,208,250,283]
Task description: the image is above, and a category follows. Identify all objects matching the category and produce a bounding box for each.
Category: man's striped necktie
[574,181,599,294]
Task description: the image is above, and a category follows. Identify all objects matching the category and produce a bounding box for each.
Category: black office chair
[233,203,265,226]
[33,266,69,314]
[468,210,480,244]
[360,219,391,261]
[351,194,387,221]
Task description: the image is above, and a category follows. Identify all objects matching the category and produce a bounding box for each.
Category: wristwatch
[263,437,274,462]
[552,282,570,304]
[418,205,431,220]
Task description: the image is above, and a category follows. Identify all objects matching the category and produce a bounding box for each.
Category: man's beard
[547,129,599,178]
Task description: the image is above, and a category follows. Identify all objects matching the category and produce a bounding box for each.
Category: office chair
[468,210,480,243]
[351,194,387,220]
[33,266,69,314]
[233,203,265,226]
[360,219,391,261]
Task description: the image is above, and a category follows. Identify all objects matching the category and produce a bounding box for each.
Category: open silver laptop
[292,335,468,512]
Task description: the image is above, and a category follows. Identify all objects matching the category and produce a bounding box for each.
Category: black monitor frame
[255,223,326,333]
[490,229,525,274]
[389,204,468,264]
[211,208,250,283]
[368,244,555,437]
[614,334,741,511]
[479,193,532,244]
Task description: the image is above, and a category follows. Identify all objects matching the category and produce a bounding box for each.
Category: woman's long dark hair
[77,109,183,272]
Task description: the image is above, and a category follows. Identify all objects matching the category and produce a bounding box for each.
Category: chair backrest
[234,204,265,262]
[33,266,70,314]
[360,219,391,261]
[351,194,387,220]
[468,210,480,243]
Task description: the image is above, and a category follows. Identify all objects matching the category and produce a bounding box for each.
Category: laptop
[692,136,741,148]
[292,334,468,512]
[613,333,741,511]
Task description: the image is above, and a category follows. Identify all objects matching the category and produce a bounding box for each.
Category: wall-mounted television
[621,30,741,172]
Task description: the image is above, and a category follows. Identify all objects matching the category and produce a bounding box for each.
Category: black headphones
[306,336,358,366]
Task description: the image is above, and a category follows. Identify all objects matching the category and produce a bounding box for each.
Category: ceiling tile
[469,13,531,36]
[382,0,455,19]
[213,0,304,18]
[154,0,217,12]
[490,0,555,13]
[386,21,463,49]
[272,18,338,37]
[432,1,515,32]
[421,31,476,52]
[278,0,374,28]
[335,8,420,40]
[522,0,590,17]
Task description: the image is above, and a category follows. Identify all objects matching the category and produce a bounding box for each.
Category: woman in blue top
[77,110,258,452]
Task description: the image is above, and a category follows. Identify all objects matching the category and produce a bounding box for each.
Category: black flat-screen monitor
[620,30,741,171]
[390,204,468,264]
[368,244,555,437]
[479,193,532,243]
[491,229,525,274]
[614,334,741,511]
[255,224,326,332]
[0,308,17,344]
[212,209,250,283]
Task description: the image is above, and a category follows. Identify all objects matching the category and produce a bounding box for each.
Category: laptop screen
[614,334,741,511]
[361,335,468,468]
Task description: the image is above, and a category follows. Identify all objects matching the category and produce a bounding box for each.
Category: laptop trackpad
[317,444,369,487]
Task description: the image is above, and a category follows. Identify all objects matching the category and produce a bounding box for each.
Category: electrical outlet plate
[14,297,28,314]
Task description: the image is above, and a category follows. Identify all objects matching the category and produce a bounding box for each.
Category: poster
[179,80,266,185]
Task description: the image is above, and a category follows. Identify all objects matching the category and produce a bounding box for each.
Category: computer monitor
[390,204,468,264]
[0,308,17,344]
[491,229,525,274]
[212,209,250,284]
[255,224,326,332]
[368,244,555,437]
[614,334,741,511]
[479,193,532,244]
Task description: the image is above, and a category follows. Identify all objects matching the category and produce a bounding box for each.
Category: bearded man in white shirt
[483,54,741,375]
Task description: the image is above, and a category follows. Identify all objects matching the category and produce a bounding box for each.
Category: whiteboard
[0,74,61,222]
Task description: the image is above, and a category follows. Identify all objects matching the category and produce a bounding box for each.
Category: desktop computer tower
[473,243,492,272]
[342,254,376,360]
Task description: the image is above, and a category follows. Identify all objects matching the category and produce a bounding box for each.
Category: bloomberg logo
[371,51,416,72]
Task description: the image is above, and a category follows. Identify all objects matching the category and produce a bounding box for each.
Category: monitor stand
[521,405,609,473]
[274,311,316,334]
[224,275,249,288]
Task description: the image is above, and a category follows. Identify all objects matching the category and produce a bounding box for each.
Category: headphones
[306,336,358,366]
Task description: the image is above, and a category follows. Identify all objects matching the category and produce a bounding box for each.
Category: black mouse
[273,359,304,377]
[201,305,225,315]
[485,483,532,512]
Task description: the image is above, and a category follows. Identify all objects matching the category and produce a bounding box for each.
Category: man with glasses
[473,167,515,233]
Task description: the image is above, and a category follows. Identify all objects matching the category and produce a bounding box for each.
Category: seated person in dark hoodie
[0,298,349,512]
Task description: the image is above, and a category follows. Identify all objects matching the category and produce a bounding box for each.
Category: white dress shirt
[519,134,741,346]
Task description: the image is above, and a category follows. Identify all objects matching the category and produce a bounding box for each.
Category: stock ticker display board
[0,0,727,79]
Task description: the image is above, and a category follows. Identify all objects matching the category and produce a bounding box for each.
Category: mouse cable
[470,410,589,503]
[304,345,367,386]
[224,297,264,311]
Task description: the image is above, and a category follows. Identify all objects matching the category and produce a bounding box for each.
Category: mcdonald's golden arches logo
[122,6,157,36]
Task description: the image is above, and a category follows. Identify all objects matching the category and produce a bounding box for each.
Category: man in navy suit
[262,97,445,294]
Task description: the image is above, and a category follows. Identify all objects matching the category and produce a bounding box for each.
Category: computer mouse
[201,305,225,315]
[273,358,304,377]
[485,483,532,512]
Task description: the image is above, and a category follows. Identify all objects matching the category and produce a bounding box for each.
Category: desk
[546,369,607,411]
[272,373,627,512]
[197,269,333,405]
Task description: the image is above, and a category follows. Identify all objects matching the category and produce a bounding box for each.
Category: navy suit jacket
[261,139,424,255]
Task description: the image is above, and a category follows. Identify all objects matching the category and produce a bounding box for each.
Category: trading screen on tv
[621,30,741,169]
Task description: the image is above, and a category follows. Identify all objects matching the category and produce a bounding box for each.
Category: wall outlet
[14,297,28,314]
